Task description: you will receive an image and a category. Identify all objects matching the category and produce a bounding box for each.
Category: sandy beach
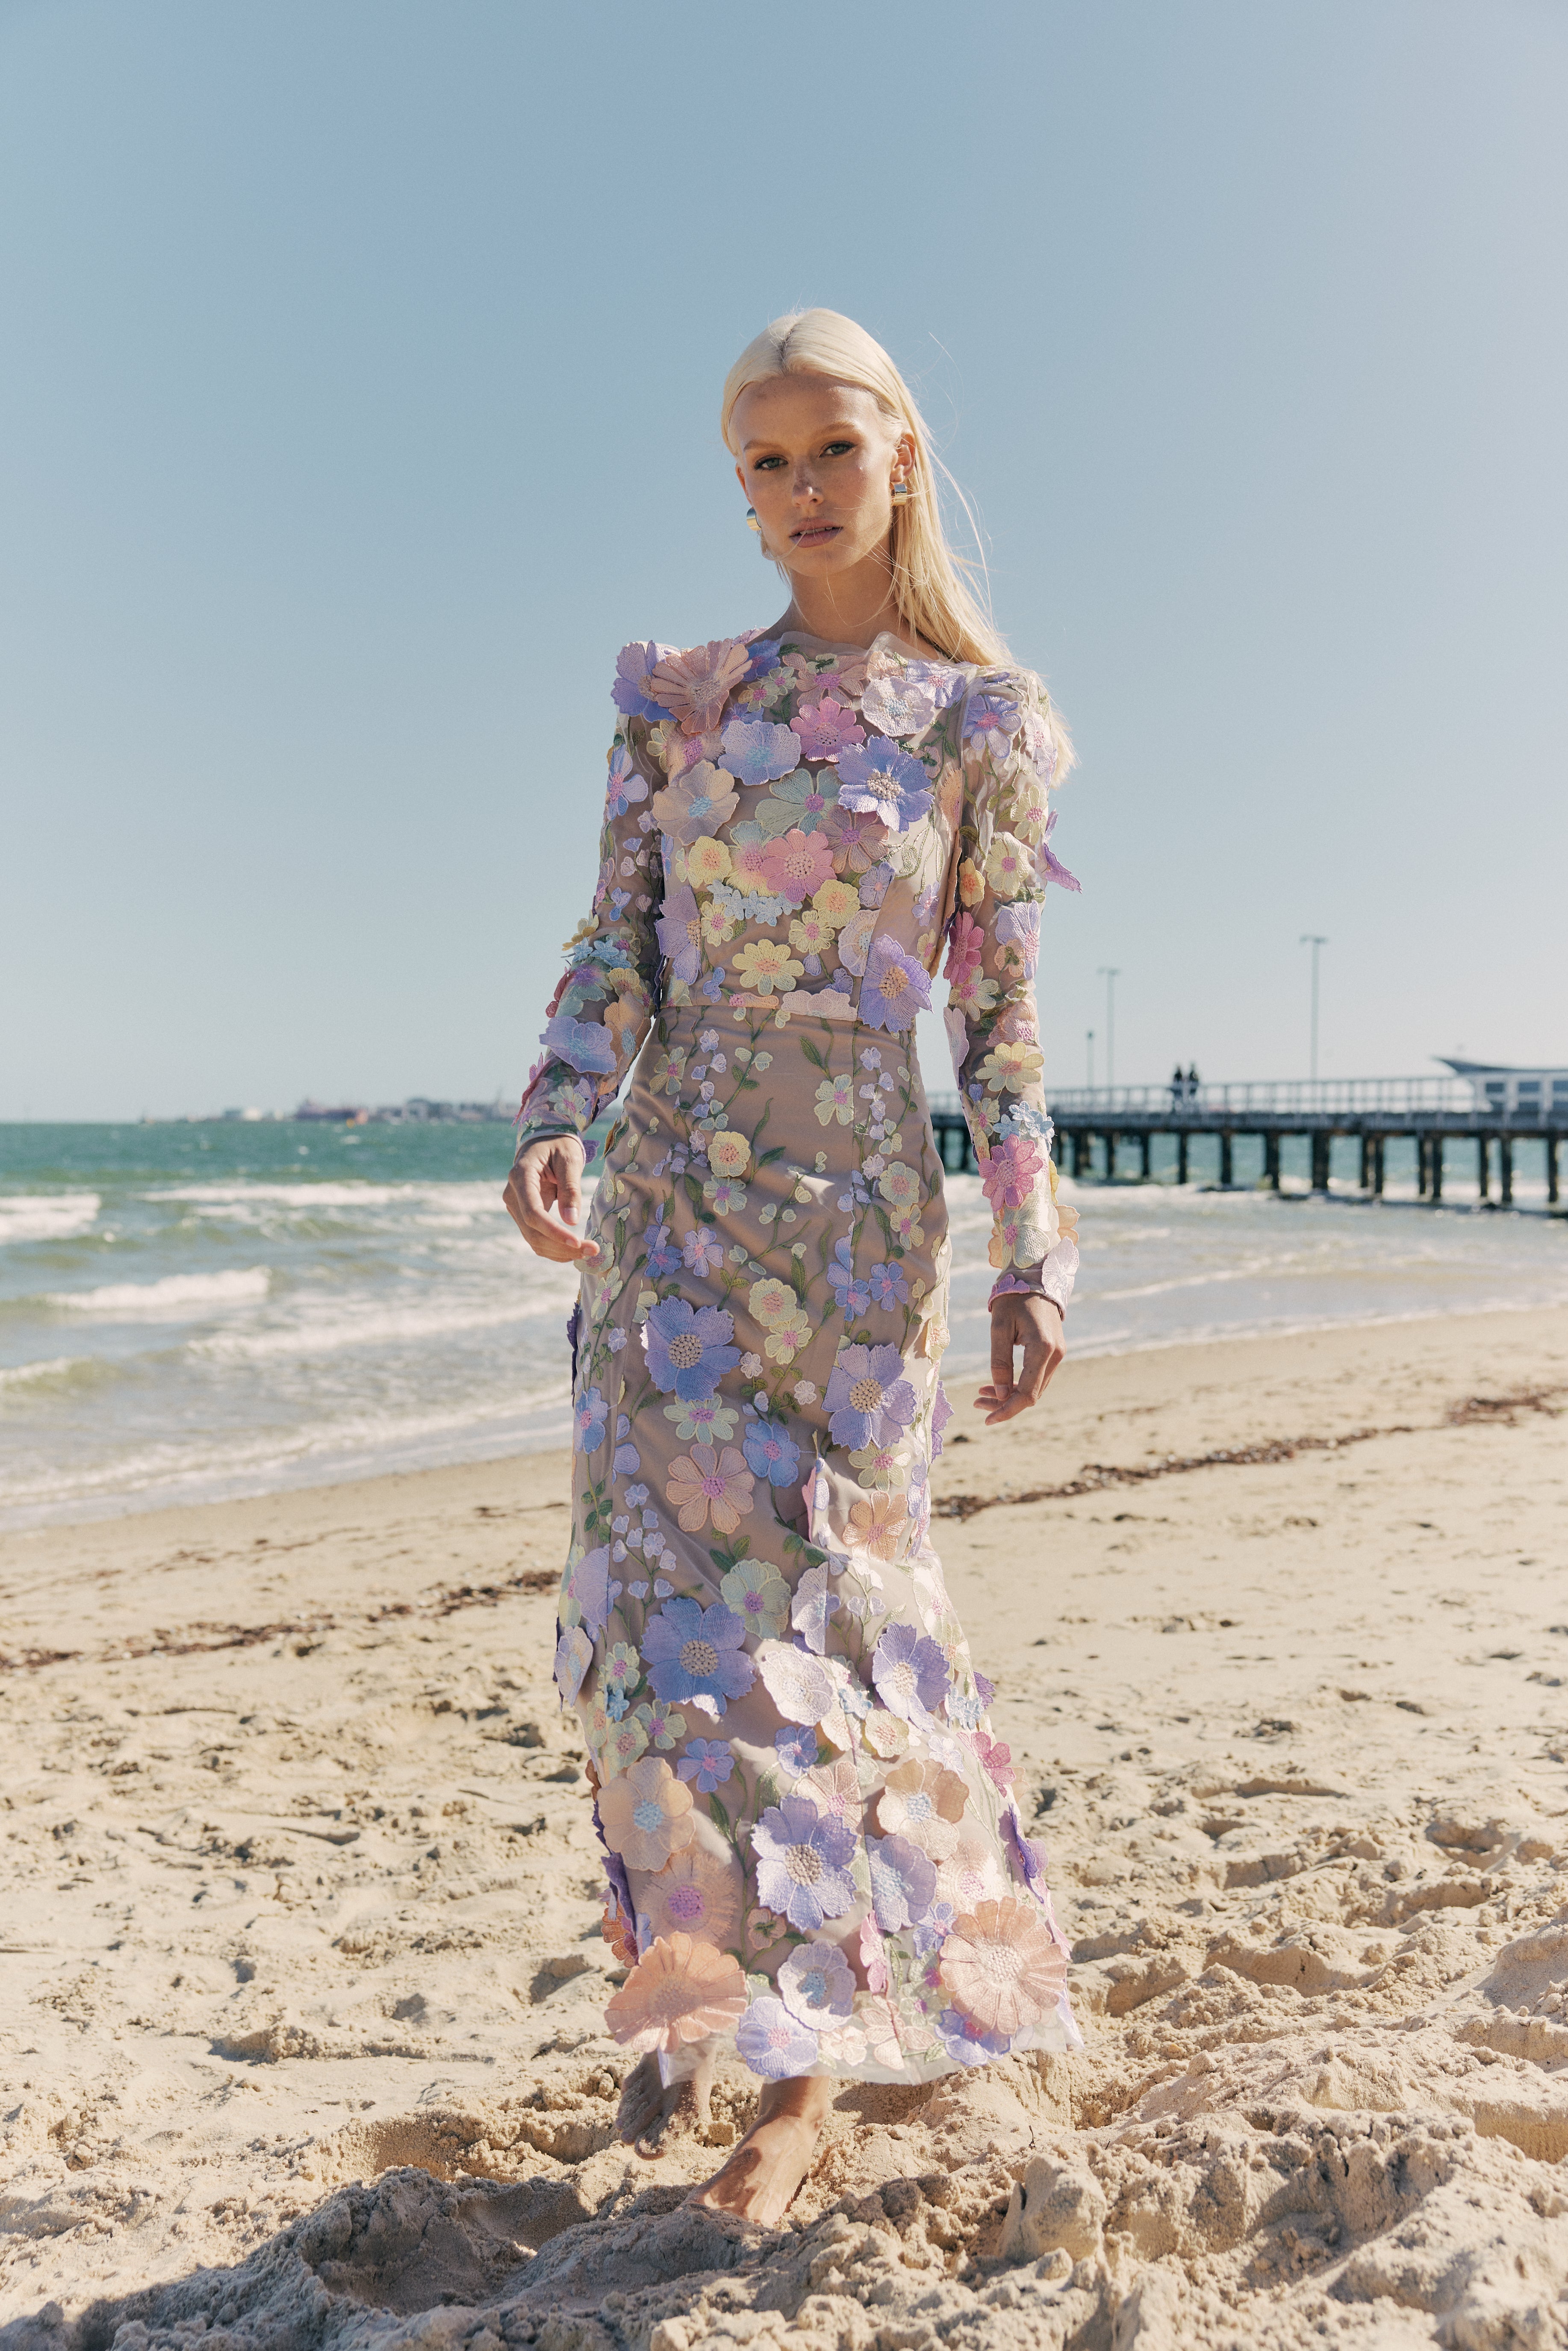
[2,1303,1565,2349]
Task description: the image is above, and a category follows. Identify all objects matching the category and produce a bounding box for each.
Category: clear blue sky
[3,0,1564,1120]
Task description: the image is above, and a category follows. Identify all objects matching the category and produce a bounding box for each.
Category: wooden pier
[927,1077,1567,1209]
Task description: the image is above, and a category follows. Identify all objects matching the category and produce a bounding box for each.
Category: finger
[554,1148,584,1227]
[989,1311,1014,1406]
[1014,1333,1049,1408]
[512,1156,597,1261]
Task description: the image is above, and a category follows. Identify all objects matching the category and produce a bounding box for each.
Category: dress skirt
[554,994,1080,2085]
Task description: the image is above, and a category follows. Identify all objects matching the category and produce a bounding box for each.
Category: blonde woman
[505,310,1082,2224]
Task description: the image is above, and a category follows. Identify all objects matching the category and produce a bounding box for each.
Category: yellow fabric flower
[748,1277,798,1330]
[979,1040,1045,1093]
[876,1161,922,1211]
[984,832,1033,899]
[732,939,803,996]
[705,1129,751,1180]
[811,879,860,926]
[958,858,985,909]
[764,1306,813,1363]
[685,835,732,888]
[847,1489,909,1560]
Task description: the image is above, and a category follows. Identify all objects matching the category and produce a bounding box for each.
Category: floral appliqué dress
[517,627,1084,2087]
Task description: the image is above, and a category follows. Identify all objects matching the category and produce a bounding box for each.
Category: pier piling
[1220,1132,1234,1188]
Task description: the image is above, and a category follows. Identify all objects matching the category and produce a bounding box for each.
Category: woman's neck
[765,557,915,653]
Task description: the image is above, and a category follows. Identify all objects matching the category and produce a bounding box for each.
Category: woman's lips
[791,522,841,546]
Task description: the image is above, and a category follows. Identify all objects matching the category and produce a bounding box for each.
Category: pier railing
[949,1076,1477,1120]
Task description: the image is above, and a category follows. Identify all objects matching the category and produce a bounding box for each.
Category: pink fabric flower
[645,639,752,737]
[759,827,836,905]
[944,911,984,990]
[981,1133,1047,1210]
[790,695,865,761]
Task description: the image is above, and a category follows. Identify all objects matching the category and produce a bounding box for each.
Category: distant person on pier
[1170,1065,1186,1108]
[1186,1064,1200,1100]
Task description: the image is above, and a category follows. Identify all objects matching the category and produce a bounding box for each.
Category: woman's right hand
[503,1134,599,1263]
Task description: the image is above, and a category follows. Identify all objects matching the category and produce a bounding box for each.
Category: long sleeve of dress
[943,666,1081,1314]
[515,666,667,1147]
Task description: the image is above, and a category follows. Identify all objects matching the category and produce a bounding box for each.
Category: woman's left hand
[976,1295,1066,1425]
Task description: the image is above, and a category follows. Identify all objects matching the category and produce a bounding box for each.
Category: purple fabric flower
[777,1938,856,2025]
[736,1995,819,2080]
[867,1831,936,1931]
[719,718,801,789]
[861,935,932,1034]
[573,1385,609,1452]
[568,1544,612,1638]
[643,1596,755,1716]
[936,2006,1014,2067]
[645,1214,682,1278]
[963,690,1019,756]
[1002,1800,1053,1905]
[790,1565,841,1657]
[751,1794,858,1931]
[824,1342,917,1452]
[994,899,1042,977]
[867,1260,909,1309]
[681,1225,723,1277]
[612,1414,641,1480]
[675,1737,734,1792]
[773,1723,819,1779]
[931,1381,954,1457]
[871,1622,951,1721]
[543,1014,617,1077]
[643,1297,740,1401]
[611,638,674,722]
[655,881,701,985]
[859,660,965,738]
[604,744,648,818]
[742,1415,800,1486]
[836,737,933,832]
[826,1237,870,1320]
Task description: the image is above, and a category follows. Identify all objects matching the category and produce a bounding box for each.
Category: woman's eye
[754,456,785,471]
[822,440,855,457]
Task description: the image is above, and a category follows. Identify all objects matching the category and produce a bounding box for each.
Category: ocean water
[3,1122,1566,1531]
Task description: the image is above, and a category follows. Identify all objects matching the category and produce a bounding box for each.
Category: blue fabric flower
[826,1237,871,1320]
[604,744,648,818]
[824,1342,917,1452]
[643,1597,754,1716]
[836,736,933,832]
[936,2006,1014,2067]
[567,1544,612,1638]
[611,638,674,721]
[751,1794,858,1931]
[772,1724,819,1780]
[718,718,801,789]
[573,1386,609,1452]
[861,935,932,1035]
[742,1415,801,1486]
[675,1737,734,1792]
[870,1622,951,1721]
[767,766,842,833]
[735,1995,819,2080]
[543,1015,617,1078]
[867,1832,936,1932]
[867,1260,909,1309]
[643,1298,740,1401]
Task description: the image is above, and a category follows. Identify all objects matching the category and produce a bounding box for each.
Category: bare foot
[686,2074,833,2227]
[616,2050,714,2159]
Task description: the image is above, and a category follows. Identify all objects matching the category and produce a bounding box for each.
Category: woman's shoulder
[608,631,775,729]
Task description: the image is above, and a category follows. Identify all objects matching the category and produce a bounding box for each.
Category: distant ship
[1438,1060,1568,1117]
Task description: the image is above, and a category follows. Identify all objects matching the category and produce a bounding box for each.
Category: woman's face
[731,374,914,580]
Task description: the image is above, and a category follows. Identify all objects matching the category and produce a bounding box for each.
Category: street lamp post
[1097,968,1120,1092]
[1085,1029,1094,1090]
[1299,936,1327,1081]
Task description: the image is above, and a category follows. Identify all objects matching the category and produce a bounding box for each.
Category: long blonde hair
[720,309,1010,667]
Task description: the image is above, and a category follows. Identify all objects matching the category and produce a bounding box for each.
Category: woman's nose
[790,464,822,503]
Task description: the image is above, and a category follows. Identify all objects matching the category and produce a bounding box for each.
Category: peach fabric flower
[665,1444,755,1535]
[875,1757,968,1860]
[799,1753,862,1827]
[597,1756,696,1871]
[938,1896,1068,2035]
[645,639,753,736]
[640,1846,743,1950]
[847,1489,909,1561]
[604,1932,749,2053]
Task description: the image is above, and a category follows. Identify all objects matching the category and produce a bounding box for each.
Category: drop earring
[745,506,761,533]
[889,477,912,506]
